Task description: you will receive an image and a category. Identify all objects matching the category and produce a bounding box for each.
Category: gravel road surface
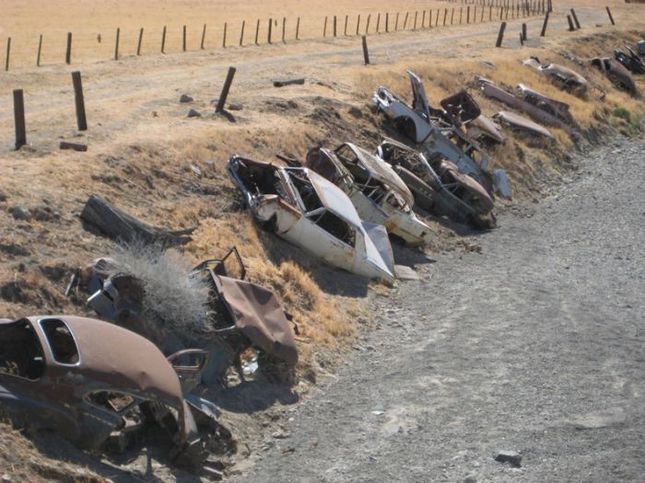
[236,138,645,482]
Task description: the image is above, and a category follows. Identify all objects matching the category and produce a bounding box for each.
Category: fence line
[2,3,551,71]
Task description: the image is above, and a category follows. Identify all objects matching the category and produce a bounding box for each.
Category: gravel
[235,138,645,482]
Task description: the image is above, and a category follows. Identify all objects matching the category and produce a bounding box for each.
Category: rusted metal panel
[494,110,555,139]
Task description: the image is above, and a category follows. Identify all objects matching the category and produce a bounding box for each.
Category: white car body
[227,156,394,282]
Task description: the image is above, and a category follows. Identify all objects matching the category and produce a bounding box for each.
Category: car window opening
[41,319,80,364]
[0,320,45,380]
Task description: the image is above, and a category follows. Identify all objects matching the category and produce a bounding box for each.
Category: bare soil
[236,137,645,482]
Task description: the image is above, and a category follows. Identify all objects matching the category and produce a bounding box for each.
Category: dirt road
[235,138,645,482]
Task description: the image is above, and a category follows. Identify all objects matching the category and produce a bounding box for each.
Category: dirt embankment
[0,6,643,480]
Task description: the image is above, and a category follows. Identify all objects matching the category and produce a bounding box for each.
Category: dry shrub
[109,241,211,333]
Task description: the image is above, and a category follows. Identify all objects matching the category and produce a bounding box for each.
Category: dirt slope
[235,137,645,482]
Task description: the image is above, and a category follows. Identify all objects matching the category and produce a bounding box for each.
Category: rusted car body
[591,57,640,97]
[304,143,434,246]
[376,138,496,228]
[493,111,554,139]
[516,83,579,130]
[0,315,220,466]
[465,114,507,146]
[522,57,588,95]
[478,78,578,137]
[189,250,298,368]
[373,71,512,199]
[613,48,644,75]
[227,156,394,282]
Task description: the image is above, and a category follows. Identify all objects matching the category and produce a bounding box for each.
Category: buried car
[523,57,588,95]
[227,156,394,282]
[373,70,512,199]
[303,143,434,246]
[376,138,496,228]
[591,57,640,97]
[0,315,228,467]
[478,77,579,137]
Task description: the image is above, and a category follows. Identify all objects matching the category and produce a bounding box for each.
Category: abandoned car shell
[0,315,208,464]
[493,111,555,139]
[478,77,578,137]
[523,57,588,94]
[376,138,495,226]
[591,57,640,97]
[305,143,434,247]
[227,156,394,282]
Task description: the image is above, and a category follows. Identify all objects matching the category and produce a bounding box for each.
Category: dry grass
[0,419,104,482]
[2,0,449,67]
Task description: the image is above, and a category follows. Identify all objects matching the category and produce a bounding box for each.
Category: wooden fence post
[451,8,455,24]
[403,12,409,30]
[489,5,493,20]
[66,32,72,64]
[201,24,207,49]
[216,66,236,113]
[362,35,370,64]
[137,28,144,55]
[4,37,10,71]
[386,13,389,33]
[268,18,273,43]
[223,22,227,47]
[422,10,426,28]
[521,22,527,40]
[71,71,87,131]
[540,11,549,36]
[570,9,580,29]
[606,6,615,25]
[356,15,361,35]
[255,19,260,44]
[181,25,186,52]
[444,9,448,25]
[282,17,286,43]
[414,11,418,29]
[13,89,26,150]
[37,34,43,66]
[344,15,349,36]
[481,5,485,21]
[366,14,371,34]
[296,17,300,40]
[323,16,328,37]
[467,6,470,23]
[395,12,399,31]
[161,26,166,53]
[240,20,245,46]
[566,15,575,31]
[376,13,381,33]
[495,21,506,46]
[114,27,120,60]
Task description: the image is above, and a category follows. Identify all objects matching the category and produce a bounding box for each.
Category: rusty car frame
[373,70,512,199]
[302,143,434,246]
[0,315,225,467]
[478,77,579,137]
[227,156,395,282]
[376,138,496,228]
[522,57,588,95]
[591,57,640,97]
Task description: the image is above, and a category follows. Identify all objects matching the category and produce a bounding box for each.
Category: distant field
[1,0,455,67]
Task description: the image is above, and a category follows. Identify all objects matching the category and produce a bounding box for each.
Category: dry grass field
[0,0,644,479]
[2,0,453,66]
